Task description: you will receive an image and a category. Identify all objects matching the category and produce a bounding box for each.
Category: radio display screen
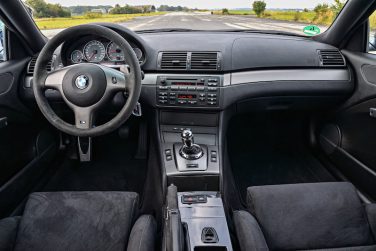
[171,82,196,86]
[178,94,196,99]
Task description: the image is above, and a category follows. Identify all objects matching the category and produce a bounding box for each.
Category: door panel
[319,50,376,199]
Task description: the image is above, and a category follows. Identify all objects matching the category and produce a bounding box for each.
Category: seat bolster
[246,182,374,250]
[0,216,20,251]
[127,215,157,251]
[365,204,376,240]
[233,210,269,251]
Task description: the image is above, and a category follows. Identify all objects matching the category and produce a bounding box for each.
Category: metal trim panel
[230,69,350,85]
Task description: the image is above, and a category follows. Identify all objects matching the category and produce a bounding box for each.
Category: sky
[45,0,339,10]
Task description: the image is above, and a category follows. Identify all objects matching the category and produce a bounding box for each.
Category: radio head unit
[157,76,221,107]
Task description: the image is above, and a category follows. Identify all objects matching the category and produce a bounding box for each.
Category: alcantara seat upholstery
[0,191,156,251]
[234,182,376,251]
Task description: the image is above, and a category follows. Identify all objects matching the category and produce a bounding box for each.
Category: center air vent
[27,56,53,75]
[191,52,219,70]
[158,51,221,71]
[318,50,345,67]
[160,52,188,70]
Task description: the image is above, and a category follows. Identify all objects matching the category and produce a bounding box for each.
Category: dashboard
[23,24,354,112]
[61,35,146,66]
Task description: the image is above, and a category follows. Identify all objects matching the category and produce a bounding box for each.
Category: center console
[156,75,223,191]
[157,75,231,250]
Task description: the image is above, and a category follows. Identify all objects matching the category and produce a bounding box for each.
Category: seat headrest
[247,182,375,250]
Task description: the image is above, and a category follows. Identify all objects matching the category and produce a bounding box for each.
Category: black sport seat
[0,192,156,251]
[234,182,376,251]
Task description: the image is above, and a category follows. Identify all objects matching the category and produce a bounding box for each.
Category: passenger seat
[234,182,376,251]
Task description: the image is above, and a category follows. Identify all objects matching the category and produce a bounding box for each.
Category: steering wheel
[33,24,142,137]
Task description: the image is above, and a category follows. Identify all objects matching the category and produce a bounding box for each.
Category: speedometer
[107,42,124,62]
[84,40,105,63]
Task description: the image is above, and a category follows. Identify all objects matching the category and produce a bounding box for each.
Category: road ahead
[42,12,328,38]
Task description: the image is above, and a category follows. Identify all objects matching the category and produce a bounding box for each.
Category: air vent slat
[191,52,219,70]
[318,50,345,67]
[160,52,188,70]
[27,56,53,75]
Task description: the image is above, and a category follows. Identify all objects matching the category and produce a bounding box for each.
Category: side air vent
[160,52,188,70]
[191,52,219,70]
[27,56,53,75]
[318,50,346,67]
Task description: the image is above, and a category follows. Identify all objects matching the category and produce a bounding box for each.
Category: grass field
[215,9,332,26]
[263,11,317,23]
[370,12,376,29]
[34,12,166,30]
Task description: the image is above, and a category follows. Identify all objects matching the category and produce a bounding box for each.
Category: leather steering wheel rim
[33,24,142,137]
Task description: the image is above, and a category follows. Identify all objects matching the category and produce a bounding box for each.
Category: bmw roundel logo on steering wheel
[75,75,89,90]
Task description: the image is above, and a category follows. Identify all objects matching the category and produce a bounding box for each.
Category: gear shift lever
[180,129,203,160]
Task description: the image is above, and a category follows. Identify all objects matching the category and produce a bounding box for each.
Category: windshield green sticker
[303,25,321,36]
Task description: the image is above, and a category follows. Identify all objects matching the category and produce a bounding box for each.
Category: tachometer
[84,40,105,63]
[71,50,83,63]
[106,42,125,62]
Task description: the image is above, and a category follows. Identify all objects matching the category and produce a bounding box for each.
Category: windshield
[24,0,348,38]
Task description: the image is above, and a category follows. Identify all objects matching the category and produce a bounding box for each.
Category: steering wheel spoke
[73,106,94,130]
[100,65,128,93]
[44,66,71,90]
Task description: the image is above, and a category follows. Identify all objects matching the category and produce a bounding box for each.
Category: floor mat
[42,133,147,196]
[228,112,336,202]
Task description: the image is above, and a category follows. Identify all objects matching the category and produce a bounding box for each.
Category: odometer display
[84,40,105,62]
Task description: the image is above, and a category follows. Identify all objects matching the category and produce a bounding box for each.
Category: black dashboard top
[56,24,343,73]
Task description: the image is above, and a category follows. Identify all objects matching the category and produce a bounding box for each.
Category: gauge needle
[89,50,97,60]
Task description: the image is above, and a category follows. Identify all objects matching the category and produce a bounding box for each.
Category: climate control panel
[156,76,221,107]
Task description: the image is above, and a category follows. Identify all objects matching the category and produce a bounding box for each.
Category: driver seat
[0,191,156,251]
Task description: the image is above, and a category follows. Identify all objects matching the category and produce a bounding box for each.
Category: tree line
[251,0,345,18]
[26,0,70,18]
[26,0,194,18]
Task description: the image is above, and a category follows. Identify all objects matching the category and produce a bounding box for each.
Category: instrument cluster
[66,37,145,65]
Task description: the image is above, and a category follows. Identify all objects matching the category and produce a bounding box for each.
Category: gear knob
[179,129,203,160]
[181,129,194,148]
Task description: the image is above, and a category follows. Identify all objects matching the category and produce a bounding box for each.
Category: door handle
[0,117,7,129]
[370,108,376,118]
